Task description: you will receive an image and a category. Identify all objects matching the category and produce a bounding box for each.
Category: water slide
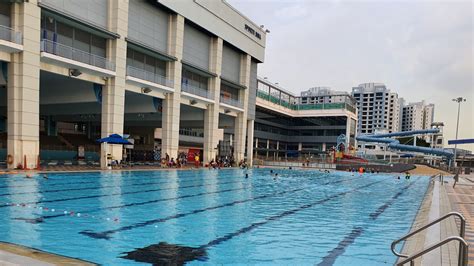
[356,129,454,158]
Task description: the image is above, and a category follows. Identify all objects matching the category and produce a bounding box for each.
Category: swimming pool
[0,169,429,265]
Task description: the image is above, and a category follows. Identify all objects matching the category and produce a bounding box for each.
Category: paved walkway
[445,174,474,265]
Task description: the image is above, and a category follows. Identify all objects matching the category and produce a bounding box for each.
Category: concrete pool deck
[0,242,95,265]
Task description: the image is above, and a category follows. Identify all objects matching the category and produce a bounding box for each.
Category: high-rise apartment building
[351,83,401,135]
[401,101,435,131]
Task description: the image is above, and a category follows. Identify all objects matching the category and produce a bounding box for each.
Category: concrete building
[255,78,358,160]
[429,122,444,149]
[0,0,266,169]
[300,87,348,105]
[401,100,435,132]
[351,83,401,135]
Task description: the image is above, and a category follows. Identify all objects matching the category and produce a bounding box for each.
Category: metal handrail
[396,236,469,266]
[126,65,173,88]
[391,211,466,265]
[181,81,212,99]
[40,39,115,71]
[0,25,22,44]
[220,95,243,108]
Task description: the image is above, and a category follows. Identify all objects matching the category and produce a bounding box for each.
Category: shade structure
[97,134,131,145]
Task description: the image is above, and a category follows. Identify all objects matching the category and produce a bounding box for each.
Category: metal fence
[40,39,115,71]
[181,81,213,99]
[126,65,173,88]
[0,25,22,44]
[220,95,244,108]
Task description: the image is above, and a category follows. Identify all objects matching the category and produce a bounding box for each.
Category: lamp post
[452,97,466,168]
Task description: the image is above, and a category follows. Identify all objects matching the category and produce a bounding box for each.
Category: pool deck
[0,242,96,265]
[399,171,473,266]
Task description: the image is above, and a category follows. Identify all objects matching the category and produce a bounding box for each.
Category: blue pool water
[0,169,429,265]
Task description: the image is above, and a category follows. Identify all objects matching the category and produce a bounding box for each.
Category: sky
[228,0,474,152]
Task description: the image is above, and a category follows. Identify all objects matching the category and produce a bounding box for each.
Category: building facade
[401,101,435,132]
[0,0,266,168]
[351,83,401,135]
[255,78,358,160]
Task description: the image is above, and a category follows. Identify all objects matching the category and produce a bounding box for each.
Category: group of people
[207,156,236,169]
[397,172,411,180]
[348,167,380,174]
[161,153,198,168]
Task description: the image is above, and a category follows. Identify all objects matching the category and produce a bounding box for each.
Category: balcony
[0,25,23,53]
[125,65,174,93]
[40,39,115,76]
[181,80,213,101]
[220,95,244,109]
[257,90,357,114]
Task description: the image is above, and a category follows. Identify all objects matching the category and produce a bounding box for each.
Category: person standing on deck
[194,153,200,168]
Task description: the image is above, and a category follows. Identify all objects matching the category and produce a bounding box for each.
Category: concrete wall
[40,0,108,28]
[158,0,266,62]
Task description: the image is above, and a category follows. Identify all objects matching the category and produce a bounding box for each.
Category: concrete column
[162,14,184,160]
[203,37,222,164]
[322,142,326,152]
[345,115,351,152]
[101,0,128,168]
[233,54,251,162]
[7,1,41,169]
[246,119,254,166]
[266,139,269,159]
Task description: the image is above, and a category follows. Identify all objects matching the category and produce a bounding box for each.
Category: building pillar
[162,14,184,160]
[7,1,41,169]
[101,0,128,168]
[322,142,326,152]
[266,139,269,159]
[246,119,254,166]
[233,54,251,162]
[345,115,351,153]
[203,37,222,164]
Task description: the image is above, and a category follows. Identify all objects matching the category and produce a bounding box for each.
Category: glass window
[0,3,10,27]
[56,22,73,47]
[91,35,106,57]
[72,28,90,53]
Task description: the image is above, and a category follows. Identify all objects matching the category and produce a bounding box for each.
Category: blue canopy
[97,134,131,145]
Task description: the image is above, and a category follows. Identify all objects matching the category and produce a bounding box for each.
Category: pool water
[0,169,429,265]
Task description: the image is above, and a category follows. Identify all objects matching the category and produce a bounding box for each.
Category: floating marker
[51,209,55,212]
[64,211,68,214]
[106,218,110,221]
[77,213,81,217]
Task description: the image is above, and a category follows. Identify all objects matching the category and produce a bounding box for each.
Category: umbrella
[97,134,132,145]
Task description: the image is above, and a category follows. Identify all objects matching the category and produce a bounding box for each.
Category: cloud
[229,0,473,151]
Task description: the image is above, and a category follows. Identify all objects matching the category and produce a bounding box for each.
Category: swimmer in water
[245,173,249,179]
[25,174,32,179]
[43,174,48,179]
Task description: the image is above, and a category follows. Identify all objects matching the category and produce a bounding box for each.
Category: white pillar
[100,0,129,169]
[162,14,184,160]
[322,143,326,152]
[203,37,222,164]
[7,1,41,169]
[246,119,254,166]
[233,54,251,162]
[345,115,351,152]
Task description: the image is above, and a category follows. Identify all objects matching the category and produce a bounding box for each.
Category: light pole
[452,97,466,168]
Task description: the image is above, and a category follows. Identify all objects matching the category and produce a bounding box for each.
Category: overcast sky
[229,0,473,152]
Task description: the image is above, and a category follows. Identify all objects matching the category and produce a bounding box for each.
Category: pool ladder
[391,211,469,266]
